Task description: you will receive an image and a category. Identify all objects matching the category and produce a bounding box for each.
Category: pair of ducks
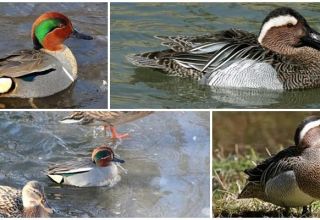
[0,111,152,217]
[128,7,320,91]
[238,115,320,215]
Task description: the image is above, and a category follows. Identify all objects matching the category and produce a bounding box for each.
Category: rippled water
[0,3,108,108]
[110,2,320,109]
[0,111,210,217]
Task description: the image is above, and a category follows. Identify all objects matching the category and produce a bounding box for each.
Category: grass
[213,145,320,217]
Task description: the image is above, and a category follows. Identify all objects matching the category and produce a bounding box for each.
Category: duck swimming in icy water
[47,146,125,187]
[127,7,320,91]
[0,11,92,98]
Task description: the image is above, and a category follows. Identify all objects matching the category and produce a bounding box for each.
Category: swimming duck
[0,181,53,217]
[60,111,153,139]
[127,7,320,90]
[0,11,93,98]
[238,115,320,215]
[47,145,125,187]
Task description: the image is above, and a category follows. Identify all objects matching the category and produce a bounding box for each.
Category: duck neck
[23,205,50,218]
[261,35,320,66]
[41,45,78,77]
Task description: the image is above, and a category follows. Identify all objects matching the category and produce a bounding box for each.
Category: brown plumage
[0,181,52,217]
[60,111,153,139]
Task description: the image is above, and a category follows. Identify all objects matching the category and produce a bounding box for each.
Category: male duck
[239,116,320,215]
[60,111,153,139]
[0,11,92,98]
[47,146,125,187]
[127,7,320,90]
[0,181,53,217]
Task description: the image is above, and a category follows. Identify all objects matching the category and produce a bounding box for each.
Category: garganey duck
[127,7,320,90]
[0,181,53,217]
[47,146,125,187]
[239,115,320,215]
[60,111,153,139]
[0,11,92,98]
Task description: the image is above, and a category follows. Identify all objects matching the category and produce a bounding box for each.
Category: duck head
[92,146,125,167]
[294,115,320,148]
[31,11,93,51]
[258,7,320,55]
[22,181,53,217]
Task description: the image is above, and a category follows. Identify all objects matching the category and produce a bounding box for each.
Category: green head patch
[93,150,110,163]
[34,18,64,44]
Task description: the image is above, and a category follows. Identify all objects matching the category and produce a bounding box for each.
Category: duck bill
[41,198,54,214]
[301,27,320,50]
[112,157,125,164]
[71,29,93,40]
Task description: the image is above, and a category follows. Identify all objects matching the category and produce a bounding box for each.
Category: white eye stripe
[299,119,320,143]
[258,15,298,44]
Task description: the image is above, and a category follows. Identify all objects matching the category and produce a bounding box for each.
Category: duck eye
[287,23,294,28]
[58,23,65,28]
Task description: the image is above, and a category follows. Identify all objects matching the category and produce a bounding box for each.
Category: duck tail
[238,182,266,200]
[126,53,162,69]
[126,49,175,69]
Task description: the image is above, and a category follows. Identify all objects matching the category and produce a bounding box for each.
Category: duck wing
[0,49,57,78]
[155,29,258,52]
[239,146,302,199]
[0,186,22,217]
[169,29,271,73]
[127,29,274,77]
[47,159,94,175]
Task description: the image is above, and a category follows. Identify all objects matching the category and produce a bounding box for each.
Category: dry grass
[213,145,320,217]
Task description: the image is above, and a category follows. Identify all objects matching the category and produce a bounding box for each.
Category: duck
[127,7,320,91]
[60,111,153,139]
[0,11,93,98]
[238,115,320,216]
[0,181,53,217]
[47,145,125,187]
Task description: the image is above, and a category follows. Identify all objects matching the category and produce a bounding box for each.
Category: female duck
[0,11,92,98]
[0,181,53,217]
[47,146,125,187]
[60,111,153,139]
[127,7,320,90]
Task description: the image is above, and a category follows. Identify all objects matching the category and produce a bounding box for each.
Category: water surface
[0,111,210,217]
[0,3,107,108]
[110,3,320,109]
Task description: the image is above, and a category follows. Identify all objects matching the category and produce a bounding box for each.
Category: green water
[110,3,320,109]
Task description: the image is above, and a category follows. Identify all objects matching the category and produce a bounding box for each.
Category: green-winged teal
[239,116,320,215]
[0,11,93,98]
[60,111,153,139]
[47,145,125,187]
[0,181,53,217]
[127,7,320,90]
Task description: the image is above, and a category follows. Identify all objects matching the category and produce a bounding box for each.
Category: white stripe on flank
[62,67,75,82]
[258,15,298,44]
[55,167,92,174]
[300,119,320,143]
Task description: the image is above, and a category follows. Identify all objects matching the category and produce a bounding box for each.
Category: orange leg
[104,125,129,139]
